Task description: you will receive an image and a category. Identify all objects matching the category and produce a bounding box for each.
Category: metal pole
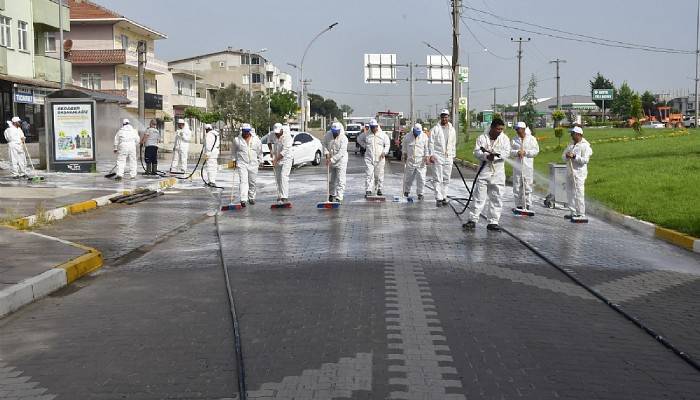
[409,62,414,124]
[602,99,605,123]
[451,0,460,134]
[58,0,64,89]
[466,54,470,129]
[300,65,304,131]
[695,0,699,128]
[492,87,496,115]
[248,50,252,122]
[299,22,339,132]
[511,37,530,121]
[137,40,146,129]
[549,58,566,127]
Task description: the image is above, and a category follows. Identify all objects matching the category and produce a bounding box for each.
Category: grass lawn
[456,128,700,237]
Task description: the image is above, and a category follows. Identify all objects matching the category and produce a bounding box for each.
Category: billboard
[426,55,452,84]
[52,103,95,162]
[364,54,397,84]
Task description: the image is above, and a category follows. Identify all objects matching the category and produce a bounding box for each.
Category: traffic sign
[458,66,468,83]
[458,97,467,111]
[592,89,614,100]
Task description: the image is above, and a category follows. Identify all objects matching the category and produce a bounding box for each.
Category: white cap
[122,118,130,125]
[241,123,252,132]
[11,117,21,123]
[570,126,584,135]
[177,119,185,124]
[330,122,342,132]
[413,123,422,132]
[369,118,378,127]
[440,109,450,116]
[272,123,283,133]
[204,123,213,130]
[515,121,527,129]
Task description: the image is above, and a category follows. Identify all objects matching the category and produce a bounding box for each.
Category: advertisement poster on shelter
[52,103,95,161]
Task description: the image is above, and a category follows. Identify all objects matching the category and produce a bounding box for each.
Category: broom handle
[21,141,35,173]
[326,159,330,198]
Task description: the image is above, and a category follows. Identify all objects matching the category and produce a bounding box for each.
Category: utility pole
[137,40,146,129]
[511,37,530,121]
[451,0,461,135]
[695,0,699,128]
[409,62,415,125]
[492,87,497,115]
[550,58,566,127]
[58,0,65,89]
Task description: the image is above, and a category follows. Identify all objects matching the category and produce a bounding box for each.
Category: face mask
[332,130,340,138]
[413,129,421,137]
[242,132,251,139]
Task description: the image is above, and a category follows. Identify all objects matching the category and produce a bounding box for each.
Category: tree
[630,94,644,133]
[589,72,615,109]
[269,90,298,119]
[213,84,250,126]
[641,91,656,116]
[520,74,538,132]
[340,104,354,116]
[611,82,635,119]
[551,109,566,128]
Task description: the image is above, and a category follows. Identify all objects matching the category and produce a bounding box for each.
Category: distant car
[642,122,665,129]
[345,123,362,142]
[260,131,323,168]
[682,116,696,128]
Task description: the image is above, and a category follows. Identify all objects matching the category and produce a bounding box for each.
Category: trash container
[544,163,568,208]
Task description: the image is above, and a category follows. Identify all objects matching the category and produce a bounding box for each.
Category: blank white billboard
[364,54,397,84]
[426,55,452,84]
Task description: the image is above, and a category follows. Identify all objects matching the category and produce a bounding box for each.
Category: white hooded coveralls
[401,132,429,196]
[271,131,293,200]
[113,124,140,178]
[358,128,390,192]
[172,124,192,172]
[232,134,263,202]
[428,122,457,201]
[4,124,27,177]
[510,129,540,208]
[468,130,512,225]
[562,138,593,216]
[322,129,349,200]
[204,129,220,184]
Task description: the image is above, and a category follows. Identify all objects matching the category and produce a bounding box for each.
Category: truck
[375,110,404,160]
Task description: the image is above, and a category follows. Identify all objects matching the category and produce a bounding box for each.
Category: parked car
[682,116,696,128]
[642,122,665,129]
[260,131,323,168]
[345,123,362,142]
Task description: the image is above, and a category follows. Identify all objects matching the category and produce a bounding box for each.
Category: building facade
[168,48,292,96]
[65,0,167,123]
[0,0,71,143]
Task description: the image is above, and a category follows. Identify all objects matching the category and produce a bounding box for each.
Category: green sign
[483,110,493,124]
[458,66,469,83]
[592,89,614,100]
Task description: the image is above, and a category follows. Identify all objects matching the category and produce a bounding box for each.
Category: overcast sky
[97,0,699,117]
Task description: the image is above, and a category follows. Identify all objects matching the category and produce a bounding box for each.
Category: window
[241,75,249,85]
[252,73,262,84]
[0,16,10,47]
[219,61,226,68]
[120,34,129,50]
[188,83,193,96]
[122,75,131,90]
[296,133,312,143]
[145,79,150,92]
[220,82,225,88]
[177,81,183,95]
[45,32,57,52]
[251,55,260,65]
[17,21,28,51]
[266,71,274,82]
[240,54,249,65]
[80,73,102,90]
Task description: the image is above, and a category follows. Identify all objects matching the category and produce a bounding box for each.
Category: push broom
[22,141,45,183]
[317,161,340,209]
[270,160,292,209]
[221,165,243,211]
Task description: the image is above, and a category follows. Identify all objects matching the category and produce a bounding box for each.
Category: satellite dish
[63,39,73,52]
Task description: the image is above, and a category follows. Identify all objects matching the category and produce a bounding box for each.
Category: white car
[260,131,323,168]
[642,122,665,129]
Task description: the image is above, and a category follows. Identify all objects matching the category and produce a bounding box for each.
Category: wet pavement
[0,154,699,399]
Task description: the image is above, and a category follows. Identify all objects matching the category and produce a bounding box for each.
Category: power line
[461,8,694,54]
[312,88,451,97]
[460,18,514,60]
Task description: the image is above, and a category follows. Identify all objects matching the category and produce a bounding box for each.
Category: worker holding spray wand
[510,122,539,215]
[563,126,593,222]
[464,118,512,231]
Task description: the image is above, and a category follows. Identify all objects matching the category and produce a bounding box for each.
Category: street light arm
[300,22,339,67]
[423,41,452,70]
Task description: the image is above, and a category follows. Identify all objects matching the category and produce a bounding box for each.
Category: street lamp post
[299,22,338,132]
[423,41,458,127]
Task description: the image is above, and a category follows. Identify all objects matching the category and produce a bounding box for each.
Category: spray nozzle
[480,146,501,158]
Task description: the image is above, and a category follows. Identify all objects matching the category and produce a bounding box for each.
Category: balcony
[32,0,70,31]
[70,49,126,66]
[125,51,168,75]
[170,93,207,108]
[34,55,71,84]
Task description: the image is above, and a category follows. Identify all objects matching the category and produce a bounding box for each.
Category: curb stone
[0,232,103,318]
[453,157,699,254]
[8,177,177,229]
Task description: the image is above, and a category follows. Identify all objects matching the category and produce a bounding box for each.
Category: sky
[97,0,700,117]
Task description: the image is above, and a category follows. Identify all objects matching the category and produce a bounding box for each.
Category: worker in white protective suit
[510,122,540,210]
[464,118,512,231]
[563,126,593,218]
[231,123,263,207]
[428,109,457,207]
[270,123,294,203]
[401,123,429,200]
[4,117,27,179]
[203,124,220,185]
[170,119,191,174]
[113,119,140,181]
[357,118,390,197]
[322,122,348,203]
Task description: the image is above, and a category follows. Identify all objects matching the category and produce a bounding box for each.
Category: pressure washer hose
[214,194,248,399]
